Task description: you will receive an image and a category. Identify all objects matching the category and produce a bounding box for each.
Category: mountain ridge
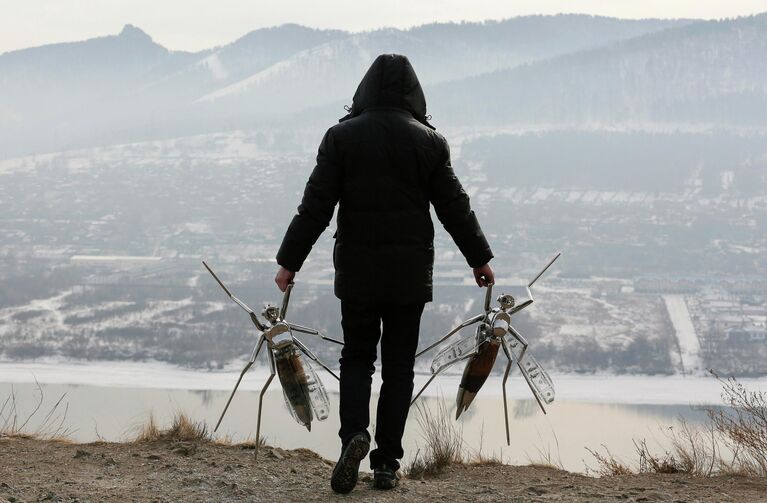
[2,13,764,157]
[427,13,767,127]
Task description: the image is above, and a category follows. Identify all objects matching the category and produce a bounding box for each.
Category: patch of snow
[200,53,229,81]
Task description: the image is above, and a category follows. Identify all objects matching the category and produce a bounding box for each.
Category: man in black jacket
[275,54,494,493]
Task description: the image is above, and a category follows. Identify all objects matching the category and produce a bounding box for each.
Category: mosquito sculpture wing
[284,337,334,427]
[430,330,483,374]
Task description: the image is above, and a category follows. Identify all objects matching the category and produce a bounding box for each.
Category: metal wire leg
[214,335,265,432]
[202,261,266,331]
[410,350,477,406]
[415,314,484,358]
[254,350,277,461]
[288,323,344,345]
[501,357,513,446]
[410,373,438,406]
[293,338,340,381]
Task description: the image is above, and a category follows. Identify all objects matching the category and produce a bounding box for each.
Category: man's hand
[472,263,494,288]
[275,266,296,292]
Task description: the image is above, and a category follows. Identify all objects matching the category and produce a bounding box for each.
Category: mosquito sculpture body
[202,261,342,458]
[411,252,561,445]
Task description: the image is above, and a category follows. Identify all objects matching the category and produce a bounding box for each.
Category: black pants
[338,299,425,470]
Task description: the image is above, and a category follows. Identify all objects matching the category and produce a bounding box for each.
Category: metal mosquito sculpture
[202,261,343,458]
[411,251,562,445]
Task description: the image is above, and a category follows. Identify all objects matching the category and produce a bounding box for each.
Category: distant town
[1,130,764,376]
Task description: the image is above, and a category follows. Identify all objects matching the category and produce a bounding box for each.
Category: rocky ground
[1,437,766,502]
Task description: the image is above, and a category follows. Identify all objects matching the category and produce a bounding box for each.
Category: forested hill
[429,14,767,128]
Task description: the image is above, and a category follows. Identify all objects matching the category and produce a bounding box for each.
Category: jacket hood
[339,54,435,129]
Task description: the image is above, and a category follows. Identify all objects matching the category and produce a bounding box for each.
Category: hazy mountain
[0,25,198,155]
[429,14,767,127]
[195,15,689,117]
[0,25,184,119]
[138,24,348,107]
[0,15,691,157]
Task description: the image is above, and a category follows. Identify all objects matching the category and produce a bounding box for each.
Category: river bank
[2,436,766,502]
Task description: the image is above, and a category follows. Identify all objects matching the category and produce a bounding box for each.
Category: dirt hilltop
[1,437,766,502]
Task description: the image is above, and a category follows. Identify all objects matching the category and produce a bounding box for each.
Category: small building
[725,325,767,344]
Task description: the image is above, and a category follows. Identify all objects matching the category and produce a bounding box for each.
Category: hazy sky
[3,0,766,53]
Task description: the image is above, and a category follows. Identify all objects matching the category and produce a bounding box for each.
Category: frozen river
[1,361,764,473]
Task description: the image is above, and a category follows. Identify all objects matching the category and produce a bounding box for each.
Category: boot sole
[373,476,398,490]
[330,435,370,494]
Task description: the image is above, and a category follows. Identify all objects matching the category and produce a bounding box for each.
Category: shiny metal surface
[528,251,562,288]
[202,261,341,459]
[275,345,315,429]
[202,261,266,332]
[415,314,484,358]
[411,251,562,446]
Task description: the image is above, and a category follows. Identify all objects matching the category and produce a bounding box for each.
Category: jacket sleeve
[428,139,494,268]
[276,129,342,272]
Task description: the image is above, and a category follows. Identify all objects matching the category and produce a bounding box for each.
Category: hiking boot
[330,433,370,494]
[373,464,399,490]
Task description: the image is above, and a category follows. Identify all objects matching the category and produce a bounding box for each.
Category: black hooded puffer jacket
[276,54,493,304]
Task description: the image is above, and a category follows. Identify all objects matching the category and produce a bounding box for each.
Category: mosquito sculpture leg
[500,340,514,446]
[410,349,480,406]
[202,261,266,332]
[415,314,484,358]
[292,337,340,381]
[214,334,266,432]
[289,323,344,346]
[410,374,438,406]
[254,347,277,460]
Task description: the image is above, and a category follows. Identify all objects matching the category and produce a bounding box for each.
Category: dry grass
[587,372,766,478]
[585,445,633,476]
[404,400,568,476]
[225,435,268,450]
[708,372,767,477]
[406,400,464,478]
[133,412,210,443]
[525,429,565,470]
[0,381,74,441]
[633,438,682,474]
[588,423,719,477]
[467,423,505,466]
